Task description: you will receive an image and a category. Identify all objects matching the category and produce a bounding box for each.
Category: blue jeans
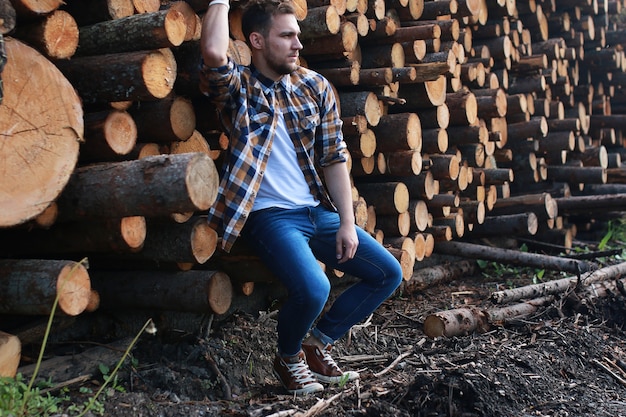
[241,205,403,356]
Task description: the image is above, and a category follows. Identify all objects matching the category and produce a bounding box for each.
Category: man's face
[261,13,303,76]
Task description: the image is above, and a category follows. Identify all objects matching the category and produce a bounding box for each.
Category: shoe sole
[312,370,360,385]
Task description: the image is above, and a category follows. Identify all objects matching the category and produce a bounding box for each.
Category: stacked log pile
[3,0,626,372]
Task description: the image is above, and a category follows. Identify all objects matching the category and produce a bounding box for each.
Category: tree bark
[0,38,82,227]
[0,216,146,255]
[91,269,232,314]
[56,153,218,220]
[125,216,218,264]
[491,261,626,305]
[555,194,626,214]
[370,113,421,152]
[402,259,476,293]
[129,94,196,142]
[356,182,410,214]
[397,75,447,109]
[55,48,177,103]
[337,90,382,126]
[435,241,593,274]
[466,212,538,237]
[298,5,341,40]
[0,259,91,316]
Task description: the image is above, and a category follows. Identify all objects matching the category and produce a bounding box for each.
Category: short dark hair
[241,0,295,42]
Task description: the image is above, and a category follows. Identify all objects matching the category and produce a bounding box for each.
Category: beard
[264,48,298,75]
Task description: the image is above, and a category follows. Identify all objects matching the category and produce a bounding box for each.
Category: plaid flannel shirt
[199,58,348,252]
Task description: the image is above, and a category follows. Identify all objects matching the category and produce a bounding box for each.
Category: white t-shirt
[251,110,318,211]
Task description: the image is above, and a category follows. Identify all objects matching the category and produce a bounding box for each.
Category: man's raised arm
[200,0,231,68]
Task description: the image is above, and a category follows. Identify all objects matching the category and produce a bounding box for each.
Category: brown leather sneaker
[302,343,359,384]
[273,350,324,395]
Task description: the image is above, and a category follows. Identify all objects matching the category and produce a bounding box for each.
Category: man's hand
[336,223,358,264]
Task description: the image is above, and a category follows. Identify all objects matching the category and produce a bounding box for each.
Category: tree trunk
[491,261,626,305]
[337,90,382,126]
[90,269,233,314]
[54,48,177,103]
[128,94,196,142]
[370,113,421,151]
[0,259,91,316]
[300,21,358,56]
[423,306,488,338]
[79,110,138,163]
[356,182,410,214]
[0,38,82,227]
[402,259,476,293]
[446,89,478,125]
[467,212,538,237]
[56,153,218,220]
[125,216,218,264]
[435,241,593,274]
[0,216,147,255]
[397,75,447,109]
[12,9,78,59]
[298,5,341,40]
[554,194,626,214]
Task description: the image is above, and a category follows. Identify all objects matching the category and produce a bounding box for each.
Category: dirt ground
[30,252,626,417]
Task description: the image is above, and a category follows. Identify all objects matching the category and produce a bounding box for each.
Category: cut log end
[164,9,188,47]
[107,110,138,154]
[120,216,147,251]
[143,49,178,99]
[0,38,82,227]
[185,153,220,210]
[57,262,92,316]
[191,222,218,263]
[42,10,79,59]
[0,331,20,377]
[207,271,233,314]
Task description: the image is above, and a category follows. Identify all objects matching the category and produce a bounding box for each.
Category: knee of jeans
[295,279,330,310]
[388,263,404,290]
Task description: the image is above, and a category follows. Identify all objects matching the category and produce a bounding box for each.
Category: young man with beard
[199,0,403,395]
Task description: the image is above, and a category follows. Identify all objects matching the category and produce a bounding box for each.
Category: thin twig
[203,347,233,400]
[593,359,626,387]
[373,351,413,378]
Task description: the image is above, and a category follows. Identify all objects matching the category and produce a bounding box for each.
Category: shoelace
[319,347,341,372]
[284,358,318,385]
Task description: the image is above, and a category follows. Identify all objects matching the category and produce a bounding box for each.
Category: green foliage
[599,219,626,251]
[0,258,151,417]
[0,374,63,417]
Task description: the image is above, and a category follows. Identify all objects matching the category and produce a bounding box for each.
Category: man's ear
[249,32,264,50]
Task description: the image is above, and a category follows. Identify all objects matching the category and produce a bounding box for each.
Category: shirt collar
[250,64,294,95]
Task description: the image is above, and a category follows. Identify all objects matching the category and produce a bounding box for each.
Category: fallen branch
[296,390,346,417]
[593,358,626,387]
[435,241,594,274]
[373,350,413,377]
[202,346,232,400]
[491,261,626,304]
[423,296,555,338]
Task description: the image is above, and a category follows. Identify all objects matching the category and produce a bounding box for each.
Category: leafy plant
[0,258,153,417]
[0,374,63,417]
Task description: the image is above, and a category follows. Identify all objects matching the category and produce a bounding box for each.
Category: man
[199,0,403,395]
